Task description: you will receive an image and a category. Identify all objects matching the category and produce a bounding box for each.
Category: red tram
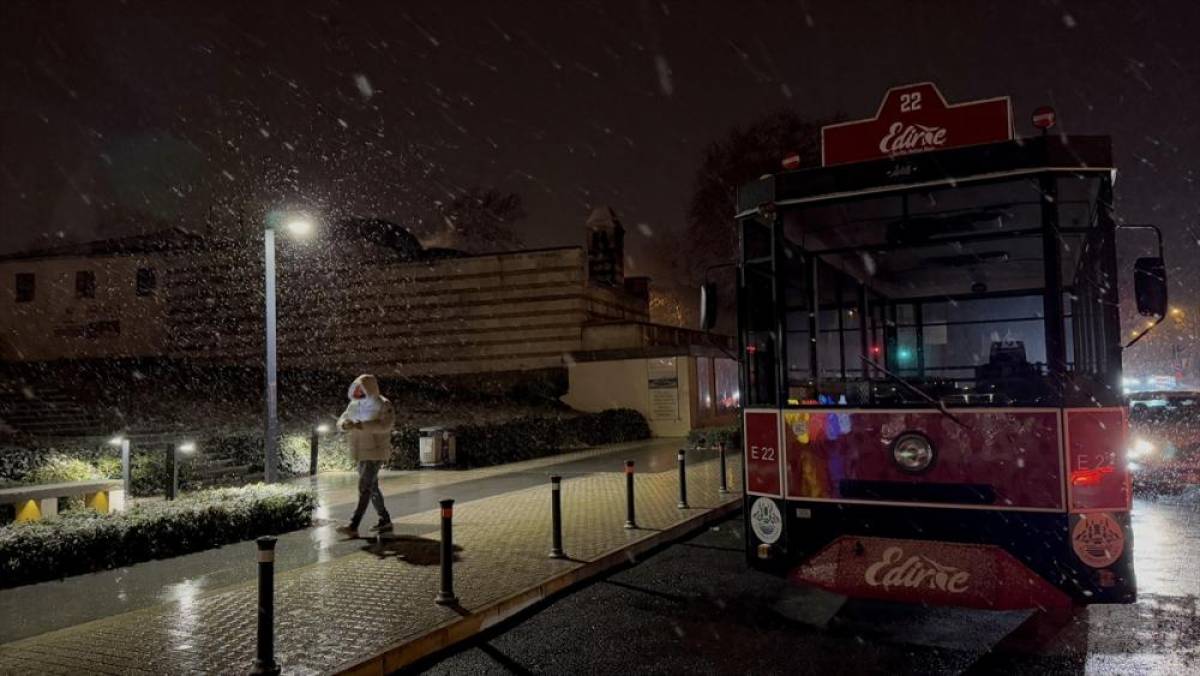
[729,83,1168,613]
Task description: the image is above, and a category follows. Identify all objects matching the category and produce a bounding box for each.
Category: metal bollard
[718,441,730,494]
[549,475,565,559]
[251,536,280,676]
[677,449,689,509]
[164,443,177,501]
[435,499,458,605]
[308,427,320,477]
[623,460,637,529]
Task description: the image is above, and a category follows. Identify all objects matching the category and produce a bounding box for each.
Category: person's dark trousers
[350,460,391,528]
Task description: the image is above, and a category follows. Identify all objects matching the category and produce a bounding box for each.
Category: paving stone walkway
[0,451,742,675]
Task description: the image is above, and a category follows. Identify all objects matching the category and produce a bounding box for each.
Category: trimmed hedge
[390,408,652,470]
[687,422,742,450]
[0,484,316,589]
[2,409,652,490]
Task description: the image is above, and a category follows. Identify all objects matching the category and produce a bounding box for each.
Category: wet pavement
[0,439,742,674]
[0,437,685,643]
[422,491,1200,676]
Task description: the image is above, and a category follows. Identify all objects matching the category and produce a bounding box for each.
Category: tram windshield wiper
[858,355,970,430]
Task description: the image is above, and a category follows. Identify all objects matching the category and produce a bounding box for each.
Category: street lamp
[165,441,197,500]
[263,210,316,483]
[108,435,131,499]
[310,423,331,477]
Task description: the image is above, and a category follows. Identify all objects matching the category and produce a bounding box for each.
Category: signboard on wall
[647,357,679,421]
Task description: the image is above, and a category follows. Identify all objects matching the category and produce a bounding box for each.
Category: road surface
[421,491,1200,675]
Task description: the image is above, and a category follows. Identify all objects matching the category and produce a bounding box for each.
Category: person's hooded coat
[337,374,395,462]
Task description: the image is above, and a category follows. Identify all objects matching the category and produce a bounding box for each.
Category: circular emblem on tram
[750,497,783,544]
[1071,512,1125,568]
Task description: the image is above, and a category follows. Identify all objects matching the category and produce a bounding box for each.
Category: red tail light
[1070,465,1114,487]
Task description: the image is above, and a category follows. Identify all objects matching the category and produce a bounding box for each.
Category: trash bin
[419,427,457,467]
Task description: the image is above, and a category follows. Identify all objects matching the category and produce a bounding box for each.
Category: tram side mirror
[699,282,718,331]
[1134,257,1168,317]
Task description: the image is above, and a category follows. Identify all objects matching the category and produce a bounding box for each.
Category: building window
[15,273,35,303]
[75,271,96,299]
[715,358,740,416]
[696,357,714,421]
[136,268,157,296]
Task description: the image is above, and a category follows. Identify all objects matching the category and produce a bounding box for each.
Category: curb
[333,497,743,676]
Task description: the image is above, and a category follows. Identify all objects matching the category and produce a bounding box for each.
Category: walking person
[335,374,394,535]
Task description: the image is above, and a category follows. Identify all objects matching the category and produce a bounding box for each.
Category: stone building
[0,207,737,437]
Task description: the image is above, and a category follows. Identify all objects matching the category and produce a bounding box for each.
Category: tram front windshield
[743,175,1122,409]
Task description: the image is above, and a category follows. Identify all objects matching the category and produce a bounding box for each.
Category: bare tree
[684,110,832,282]
[431,187,526,253]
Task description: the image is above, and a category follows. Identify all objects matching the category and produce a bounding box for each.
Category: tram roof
[736,135,1113,218]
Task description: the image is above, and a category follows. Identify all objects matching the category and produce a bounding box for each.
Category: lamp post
[310,423,330,476]
[262,213,315,483]
[109,436,131,498]
[167,441,197,500]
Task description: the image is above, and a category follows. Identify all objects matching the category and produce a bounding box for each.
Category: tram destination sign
[821,82,1013,166]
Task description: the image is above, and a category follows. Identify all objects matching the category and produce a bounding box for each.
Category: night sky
[2,1,1198,288]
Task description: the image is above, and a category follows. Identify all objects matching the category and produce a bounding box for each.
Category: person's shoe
[370,521,394,533]
[335,524,359,536]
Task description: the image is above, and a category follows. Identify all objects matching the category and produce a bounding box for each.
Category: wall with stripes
[165,246,649,377]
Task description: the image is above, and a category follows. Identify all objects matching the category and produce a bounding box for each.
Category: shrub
[23,454,109,510]
[452,409,652,469]
[387,426,421,470]
[0,484,316,589]
[687,423,742,450]
[24,454,106,485]
[280,433,357,474]
[569,408,651,445]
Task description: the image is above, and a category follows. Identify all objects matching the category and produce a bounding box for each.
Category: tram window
[780,177,1068,407]
[744,266,778,406]
[744,219,772,260]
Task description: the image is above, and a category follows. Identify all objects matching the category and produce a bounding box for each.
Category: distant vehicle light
[892,433,935,472]
[1128,437,1156,460]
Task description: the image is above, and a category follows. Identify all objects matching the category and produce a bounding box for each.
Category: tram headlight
[892,433,935,473]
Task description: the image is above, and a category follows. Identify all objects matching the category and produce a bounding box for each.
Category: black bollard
[549,475,565,559]
[164,443,176,501]
[251,536,280,676]
[435,499,458,605]
[308,427,320,477]
[677,449,689,509]
[718,441,730,494]
[623,460,637,529]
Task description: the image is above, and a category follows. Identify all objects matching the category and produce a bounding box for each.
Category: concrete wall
[562,356,693,437]
[0,255,168,360]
